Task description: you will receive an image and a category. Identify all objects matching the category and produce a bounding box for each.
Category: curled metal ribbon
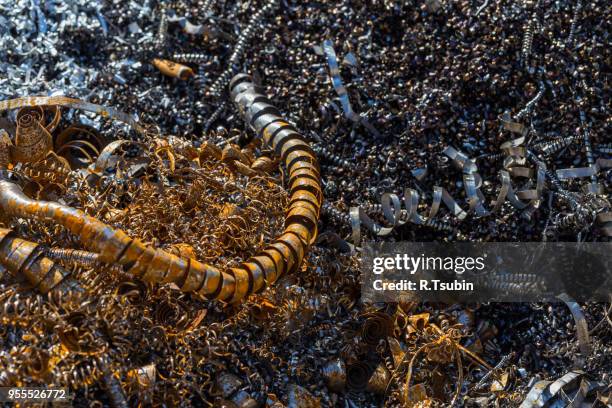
[322,39,380,137]
[208,1,278,97]
[350,142,546,244]
[0,228,72,293]
[12,106,54,164]
[350,187,462,245]
[444,146,489,217]
[557,293,590,366]
[0,96,145,135]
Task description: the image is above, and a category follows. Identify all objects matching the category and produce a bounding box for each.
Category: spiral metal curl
[536,134,584,155]
[349,140,554,244]
[208,0,278,97]
[172,53,210,64]
[521,16,536,63]
[0,228,71,293]
[567,0,582,45]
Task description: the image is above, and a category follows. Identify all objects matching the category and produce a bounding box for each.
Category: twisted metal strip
[156,3,168,47]
[579,110,600,193]
[521,15,537,63]
[203,101,227,134]
[514,81,545,121]
[567,0,582,46]
[322,39,380,137]
[535,134,584,155]
[172,53,211,64]
[349,187,461,245]
[46,248,101,268]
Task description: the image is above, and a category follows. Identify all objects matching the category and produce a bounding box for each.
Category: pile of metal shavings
[0,0,611,407]
[0,0,108,98]
[18,133,289,271]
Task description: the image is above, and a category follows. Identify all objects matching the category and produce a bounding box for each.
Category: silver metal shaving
[0,0,107,99]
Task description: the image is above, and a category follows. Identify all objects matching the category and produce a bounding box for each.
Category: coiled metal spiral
[45,248,101,268]
[580,110,599,192]
[312,144,353,168]
[515,81,545,120]
[203,101,227,134]
[21,156,71,185]
[56,355,110,389]
[171,53,210,64]
[322,202,350,225]
[0,229,72,293]
[554,194,607,232]
[208,0,279,97]
[555,212,587,230]
[521,16,536,62]
[0,288,45,326]
[536,134,584,155]
[422,218,455,232]
[567,0,582,45]
[526,150,581,209]
[156,3,168,48]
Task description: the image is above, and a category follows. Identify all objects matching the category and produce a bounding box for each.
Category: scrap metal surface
[0,0,610,407]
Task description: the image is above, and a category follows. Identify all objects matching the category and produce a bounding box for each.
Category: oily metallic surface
[289,177,323,205]
[286,150,319,172]
[245,102,280,125]
[241,261,266,294]
[270,129,307,157]
[261,249,285,284]
[288,159,320,176]
[276,233,305,269]
[289,190,321,216]
[260,121,294,146]
[228,267,251,304]
[266,241,297,276]
[252,113,284,135]
[288,167,320,186]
